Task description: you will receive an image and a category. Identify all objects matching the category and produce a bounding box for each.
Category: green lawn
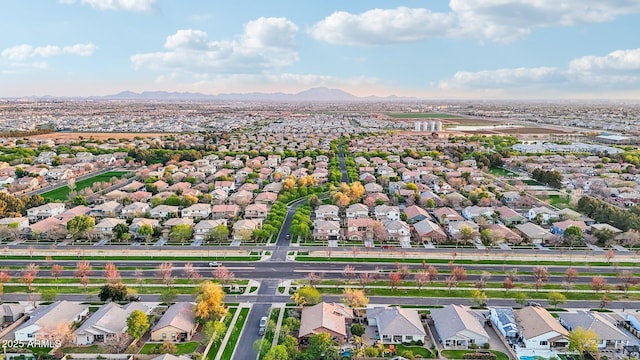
[207,307,238,360]
[42,171,129,201]
[63,345,110,354]
[139,341,199,355]
[548,195,570,207]
[386,113,461,119]
[396,344,433,358]
[489,167,516,177]
[441,350,509,360]
[220,307,250,360]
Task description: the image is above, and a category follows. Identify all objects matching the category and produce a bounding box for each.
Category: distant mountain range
[95,87,419,102]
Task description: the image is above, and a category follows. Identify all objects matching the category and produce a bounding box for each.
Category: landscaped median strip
[216,306,250,360]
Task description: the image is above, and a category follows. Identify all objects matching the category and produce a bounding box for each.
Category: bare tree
[306,272,323,287]
[74,260,93,292]
[415,270,429,290]
[591,276,608,292]
[21,263,39,291]
[532,266,549,291]
[358,272,372,289]
[183,262,202,283]
[134,268,145,287]
[388,272,402,291]
[51,264,63,288]
[343,265,356,282]
[157,262,174,287]
[213,265,235,286]
[617,270,637,294]
[502,277,515,292]
[427,265,439,282]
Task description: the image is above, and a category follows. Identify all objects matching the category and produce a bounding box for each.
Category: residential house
[130,218,160,233]
[150,302,197,342]
[313,220,341,241]
[430,305,489,349]
[374,205,400,222]
[551,220,587,235]
[27,203,66,222]
[557,208,595,225]
[514,306,568,350]
[346,203,369,219]
[150,205,180,219]
[211,204,240,219]
[74,302,151,345]
[412,218,447,243]
[181,204,211,220]
[228,190,253,206]
[14,300,89,342]
[515,222,555,244]
[299,302,354,343]
[489,307,518,341]
[495,206,526,225]
[403,205,430,224]
[0,303,25,322]
[245,204,269,219]
[432,207,463,225]
[254,192,278,205]
[384,220,411,243]
[364,183,383,194]
[366,307,426,344]
[626,313,640,332]
[164,218,194,229]
[89,201,122,219]
[232,219,261,240]
[194,219,227,241]
[559,311,629,350]
[462,206,495,222]
[0,176,15,186]
[120,202,150,218]
[482,224,522,244]
[345,218,375,241]
[0,217,29,230]
[94,218,127,238]
[528,206,559,224]
[315,205,340,221]
[448,221,480,240]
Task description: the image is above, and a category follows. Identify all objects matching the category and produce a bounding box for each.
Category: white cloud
[1,43,96,61]
[439,48,640,92]
[569,48,640,73]
[309,1,640,45]
[60,0,158,12]
[440,67,566,89]
[309,7,454,45]
[131,17,299,75]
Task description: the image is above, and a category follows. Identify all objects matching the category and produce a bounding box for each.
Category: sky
[1,0,640,99]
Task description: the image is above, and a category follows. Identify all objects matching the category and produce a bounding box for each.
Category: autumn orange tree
[104,262,121,285]
[194,281,227,321]
[341,288,369,308]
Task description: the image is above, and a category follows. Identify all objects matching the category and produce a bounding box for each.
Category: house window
[171,332,176,339]
[540,341,548,346]
[162,333,166,339]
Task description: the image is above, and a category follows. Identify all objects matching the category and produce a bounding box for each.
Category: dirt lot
[28,132,172,141]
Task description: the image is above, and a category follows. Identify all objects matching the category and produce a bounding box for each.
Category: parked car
[259,316,268,336]
[526,301,541,307]
[209,261,220,267]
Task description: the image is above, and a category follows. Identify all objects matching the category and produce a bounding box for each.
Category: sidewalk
[214,303,250,360]
[270,303,287,348]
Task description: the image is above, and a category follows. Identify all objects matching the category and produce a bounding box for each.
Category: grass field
[220,307,250,360]
[396,344,433,358]
[441,350,509,360]
[548,194,571,207]
[489,167,516,177]
[42,170,129,201]
[386,113,461,119]
[140,341,199,355]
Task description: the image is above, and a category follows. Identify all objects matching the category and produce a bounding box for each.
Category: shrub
[482,342,490,349]
[416,339,424,346]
